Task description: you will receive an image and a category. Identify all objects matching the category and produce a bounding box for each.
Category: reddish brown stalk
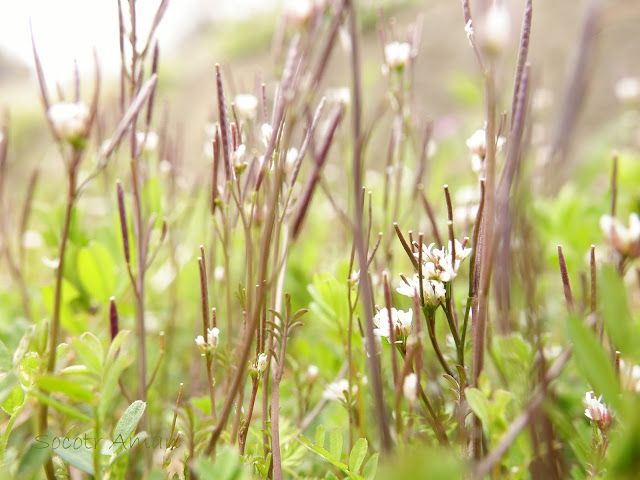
[412,121,433,196]
[109,297,119,341]
[211,128,221,214]
[557,246,574,312]
[291,104,343,238]
[116,180,130,264]
[289,97,326,187]
[347,0,392,452]
[198,250,210,337]
[394,223,420,273]
[146,44,159,127]
[420,190,443,248]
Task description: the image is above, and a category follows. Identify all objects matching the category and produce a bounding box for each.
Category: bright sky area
[0,0,276,83]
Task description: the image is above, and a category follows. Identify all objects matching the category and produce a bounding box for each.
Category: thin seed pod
[394,223,420,273]
[292,104,344,239]
[211,127,220,214]
[557,245,574,312]
[444,185,456,261]
[511,0,532,124]
[102,74,158,159]
[109,297,119,341]
[146,43,159,127]
[290,97,326,186]
[216,64,233,182]
[116,180,130,264]
[198,248,210,336]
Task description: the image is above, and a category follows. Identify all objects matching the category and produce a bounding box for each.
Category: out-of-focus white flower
[584,391,612,430]
[284,0,320,25]
[323,378,357,401]
[384,42,411,70]
[600,213,640,258]
[214,266,225,281]
[261,123,273,148]
[373,307,413,342]
[195,335,207,355]
[207,327,220,349]
[325,87,351,106]
[403,373,418,405]
[479,2,512,54]
[466,128,506,173]
[204,122,217,139]
[234,94,259,120]
[136,131,158,153]
[307,365,319,383]
[232,144,248,173]
[42,256,60,269]
[615,77,640,105]
[48,102,89,145]
[150,261,176,292]
[286,148,298,168]
[256,353,268,374]
[22,230,44,249]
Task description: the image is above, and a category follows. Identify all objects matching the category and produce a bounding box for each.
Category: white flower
[384,42,411,70]
[256,353,268,374]
[284,0,319,25]
[261,123,273,148]
[232,144,247,171]
[136,131,158,153]
[22,230,43,249]
[234,94,258,120]
[466,128,506,173]
[373,307,413,342]
[397,274,446,308]
[214,266,225,281]
[584,391,612,429]
[615,77,640,105]
[325,87,351,106]
[307,365,319,383]
[403,373,418,405]
[600,213,640,258]
[479,3,512,54]
[323,379,357,401]
[207,327,220,349]
[48,102,89,144]
[195,335,207,355]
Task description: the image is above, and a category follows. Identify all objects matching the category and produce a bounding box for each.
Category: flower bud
[48,101,89,147]
[479,3,512,55]
[384,42,411,70]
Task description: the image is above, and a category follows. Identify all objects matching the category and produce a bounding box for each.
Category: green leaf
[36,376,94,403]
[0,339,11,374]
[54,443,94,475]
[362,453,379,480]
[349,438,368,473]
[600,265,634,356]
[567,314,621,409]
[0,372,19,405]
[30,391,92,423]
[314,424,326,449]
[113,400,146,449]
[41,279,84,334]
[72,332,104,375]
[17,438,52,477]
[104,330,131,372]
[1,384,25,415]
[77,242,116,303]
[465,387,490,428]
[329,428,343,461]
[99,353,132,419]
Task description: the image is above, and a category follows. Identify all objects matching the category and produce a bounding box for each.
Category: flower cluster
[397,239,472,308]
[584,391,612,431]
[195,327,220,356]
[372,307,413,343]
[600,213,640,259]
